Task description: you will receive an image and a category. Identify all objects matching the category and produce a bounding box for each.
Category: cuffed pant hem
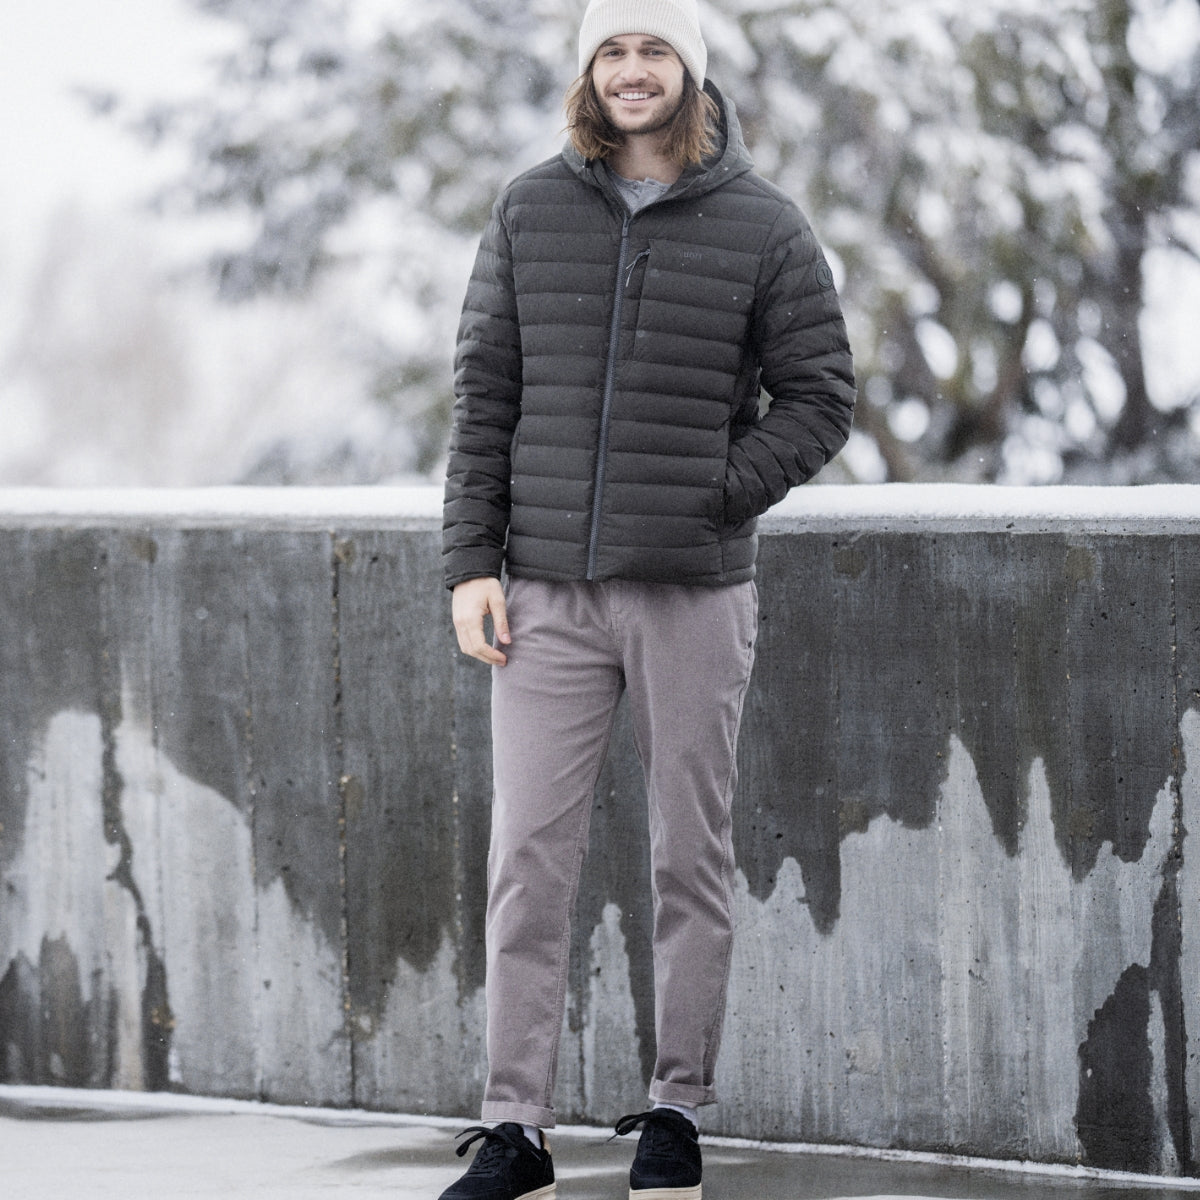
[649,1080,717,1108]
[481,1100,556,1129]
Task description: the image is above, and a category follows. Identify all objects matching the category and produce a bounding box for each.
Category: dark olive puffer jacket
[444,84,855,590]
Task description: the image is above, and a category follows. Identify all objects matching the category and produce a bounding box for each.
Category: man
[440,0,855,1196]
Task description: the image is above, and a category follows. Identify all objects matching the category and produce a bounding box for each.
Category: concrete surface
[4,486,1200,1177]
[2,1086,1199,1200]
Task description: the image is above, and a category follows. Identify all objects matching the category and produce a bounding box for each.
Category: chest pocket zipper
[625,248,650,289]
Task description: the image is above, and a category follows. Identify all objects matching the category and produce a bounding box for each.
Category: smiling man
[593,34,686,139]
[440,1,855,1197]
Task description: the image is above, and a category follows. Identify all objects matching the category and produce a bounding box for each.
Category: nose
[616,57,648,84]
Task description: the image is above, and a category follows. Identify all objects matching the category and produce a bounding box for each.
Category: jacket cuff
[444,547,505,591]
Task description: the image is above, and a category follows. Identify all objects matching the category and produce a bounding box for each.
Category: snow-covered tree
[715,0,1200,481]
[0,207,395,487]
[116,0,572,475]
[114,0,1200,483]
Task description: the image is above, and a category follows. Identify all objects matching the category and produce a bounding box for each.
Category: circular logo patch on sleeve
[816,261,835,290]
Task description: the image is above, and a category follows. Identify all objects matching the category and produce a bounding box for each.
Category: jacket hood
[562,80,756,203]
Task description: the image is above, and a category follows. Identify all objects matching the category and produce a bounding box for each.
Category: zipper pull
[625,248,650,289]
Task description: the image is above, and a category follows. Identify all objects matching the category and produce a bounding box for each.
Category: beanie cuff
[578,0,707,87]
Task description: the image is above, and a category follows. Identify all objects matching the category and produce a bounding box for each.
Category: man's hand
[451,577,511,666]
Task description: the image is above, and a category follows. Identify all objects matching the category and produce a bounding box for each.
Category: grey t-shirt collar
[605,164,672,213]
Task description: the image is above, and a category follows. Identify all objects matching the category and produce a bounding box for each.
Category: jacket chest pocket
[629,241,755,362]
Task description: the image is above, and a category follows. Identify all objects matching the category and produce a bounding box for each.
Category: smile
[616,91,655,101]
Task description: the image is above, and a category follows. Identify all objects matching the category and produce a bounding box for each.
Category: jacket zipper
[586,211,632,580]
[625,247,650,289]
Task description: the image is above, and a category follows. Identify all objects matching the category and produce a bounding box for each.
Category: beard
[599,89,686,139]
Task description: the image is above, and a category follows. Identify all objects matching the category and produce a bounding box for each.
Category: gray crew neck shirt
[607,165,672,213]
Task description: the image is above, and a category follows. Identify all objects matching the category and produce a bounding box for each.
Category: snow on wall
[3,482,1200,525]
[1,494,1199,1175]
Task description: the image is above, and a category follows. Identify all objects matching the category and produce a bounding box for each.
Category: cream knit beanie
[578,0,708,87]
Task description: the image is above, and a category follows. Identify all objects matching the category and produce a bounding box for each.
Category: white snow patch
[915,317,959,379]
[770,482,1200,522]
[6,483,1200,527]
[1142,247,1200,411]
[0,485,444,523]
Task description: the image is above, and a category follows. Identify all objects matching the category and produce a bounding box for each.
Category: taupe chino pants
[481,577,758,1128]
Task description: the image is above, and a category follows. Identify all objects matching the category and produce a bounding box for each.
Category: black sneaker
[614,1109,702,1199]
[437,1123,556,1200]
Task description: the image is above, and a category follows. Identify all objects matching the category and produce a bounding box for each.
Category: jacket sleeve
[722,203,856,525]
[442,193,523,589]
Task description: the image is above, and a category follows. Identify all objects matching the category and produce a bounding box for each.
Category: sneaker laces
[613,1110,658,1139]
[612,1108,686,1144]
[454,1123,529,1168]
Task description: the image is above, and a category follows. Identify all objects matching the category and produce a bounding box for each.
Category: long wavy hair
[564,69,720,168]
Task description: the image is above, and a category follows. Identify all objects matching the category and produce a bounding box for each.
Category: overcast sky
[0,0,229,233]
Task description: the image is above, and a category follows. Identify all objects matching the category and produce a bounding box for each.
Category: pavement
[2,1086,1199,1200]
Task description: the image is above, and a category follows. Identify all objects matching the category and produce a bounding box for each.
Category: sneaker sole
[629,1188,700,1199]
[519,1187,556,1199]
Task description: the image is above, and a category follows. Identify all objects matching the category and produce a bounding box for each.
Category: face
[591,34,687,138]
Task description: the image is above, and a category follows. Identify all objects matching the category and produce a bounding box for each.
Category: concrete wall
[2,485,1199,1178]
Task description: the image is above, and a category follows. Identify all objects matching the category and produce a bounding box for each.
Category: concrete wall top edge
[3,483,1200,532]
[0,486,444,532]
